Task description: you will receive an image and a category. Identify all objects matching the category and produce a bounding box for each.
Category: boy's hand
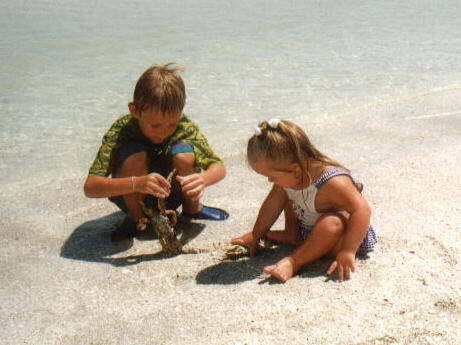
[326,249,356,281]
[134,173,171,199]
[230,232,259,257]
[176,173,205,201]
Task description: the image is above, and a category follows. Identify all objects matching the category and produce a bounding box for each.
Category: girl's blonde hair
[247,119,348,183]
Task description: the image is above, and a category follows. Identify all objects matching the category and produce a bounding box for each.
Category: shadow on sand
[195,246,317,285]
[61,212,371,282]
[195,246,372,285]
[60,212,206,267]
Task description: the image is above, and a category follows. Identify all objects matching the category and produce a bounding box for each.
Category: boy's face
[129,104,181,144]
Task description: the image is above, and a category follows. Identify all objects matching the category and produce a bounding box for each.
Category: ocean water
[1,0,460,187]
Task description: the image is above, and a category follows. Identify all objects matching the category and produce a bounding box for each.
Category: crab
[137,169,182,255]
[136,169,254,258]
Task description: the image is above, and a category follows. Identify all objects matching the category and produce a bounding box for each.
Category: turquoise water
[1,0,460,185]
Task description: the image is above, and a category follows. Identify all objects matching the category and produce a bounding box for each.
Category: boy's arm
[84,175,135,198]
[175,163,226,202]
[84,174,171,199]
[201,163,226,186]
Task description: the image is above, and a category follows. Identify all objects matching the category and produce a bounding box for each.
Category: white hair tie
[268,118,281,128]
[254,126,262,136]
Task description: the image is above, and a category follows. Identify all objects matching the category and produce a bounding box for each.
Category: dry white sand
[1,88,460,345]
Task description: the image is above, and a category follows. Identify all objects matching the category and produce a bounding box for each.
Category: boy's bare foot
[263,257,298,282]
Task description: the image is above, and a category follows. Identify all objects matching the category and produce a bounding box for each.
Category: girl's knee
[315,214,346,236]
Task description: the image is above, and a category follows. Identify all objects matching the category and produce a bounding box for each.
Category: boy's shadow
[60,212,206,267]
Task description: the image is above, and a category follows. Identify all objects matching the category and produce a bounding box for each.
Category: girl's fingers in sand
[328,250,356,281]
[327,261,354,281]
[327,260,337,275]
[327,260,344,281]
[344,267,351,280]
[337,265,344,281]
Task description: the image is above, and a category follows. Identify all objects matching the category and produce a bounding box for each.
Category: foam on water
[1,0,460,187]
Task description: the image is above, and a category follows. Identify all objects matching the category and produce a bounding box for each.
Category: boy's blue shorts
[108,141,194,212]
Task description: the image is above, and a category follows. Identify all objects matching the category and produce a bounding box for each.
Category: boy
[84,63,228,242]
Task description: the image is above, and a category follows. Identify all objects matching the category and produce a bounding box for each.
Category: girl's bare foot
[263,256,298,282]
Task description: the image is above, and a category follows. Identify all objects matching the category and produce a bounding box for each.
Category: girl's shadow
[60,212,205,266]
[195,245,330,285]
[195,247,371,285]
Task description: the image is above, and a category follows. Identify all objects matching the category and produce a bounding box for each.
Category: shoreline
[2,84,461,192]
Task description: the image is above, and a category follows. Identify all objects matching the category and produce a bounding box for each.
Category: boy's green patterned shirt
[88,114,223,177]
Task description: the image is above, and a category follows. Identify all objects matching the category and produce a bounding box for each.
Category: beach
[1,87,460,345]
[1,0,461,343]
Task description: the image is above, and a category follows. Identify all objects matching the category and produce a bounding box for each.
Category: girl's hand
[326,249,356,281]
[176,173,205,201]
[133,173,171,199]
[230,232,259,257]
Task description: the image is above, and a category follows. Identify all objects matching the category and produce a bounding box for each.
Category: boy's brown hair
[133,63,186,115]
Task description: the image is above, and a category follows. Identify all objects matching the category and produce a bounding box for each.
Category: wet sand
[1,87,460,345]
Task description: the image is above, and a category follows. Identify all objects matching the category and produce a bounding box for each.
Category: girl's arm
[231,184,287,256]
[317,176,371,251]
[252,185,287,243]
[317,176,371,279]
[328,197,370,280]
[340,197,371,253]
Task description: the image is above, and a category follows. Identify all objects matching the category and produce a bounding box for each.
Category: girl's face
[129,104,181,144]
[250,158,302,189]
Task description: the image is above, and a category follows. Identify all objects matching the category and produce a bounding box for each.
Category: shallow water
[1,0,460,186]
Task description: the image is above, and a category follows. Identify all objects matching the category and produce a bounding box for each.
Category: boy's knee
[115,151,149,177]
[172,152,195,174]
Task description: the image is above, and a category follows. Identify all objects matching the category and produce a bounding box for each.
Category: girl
[231,119,377,282]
